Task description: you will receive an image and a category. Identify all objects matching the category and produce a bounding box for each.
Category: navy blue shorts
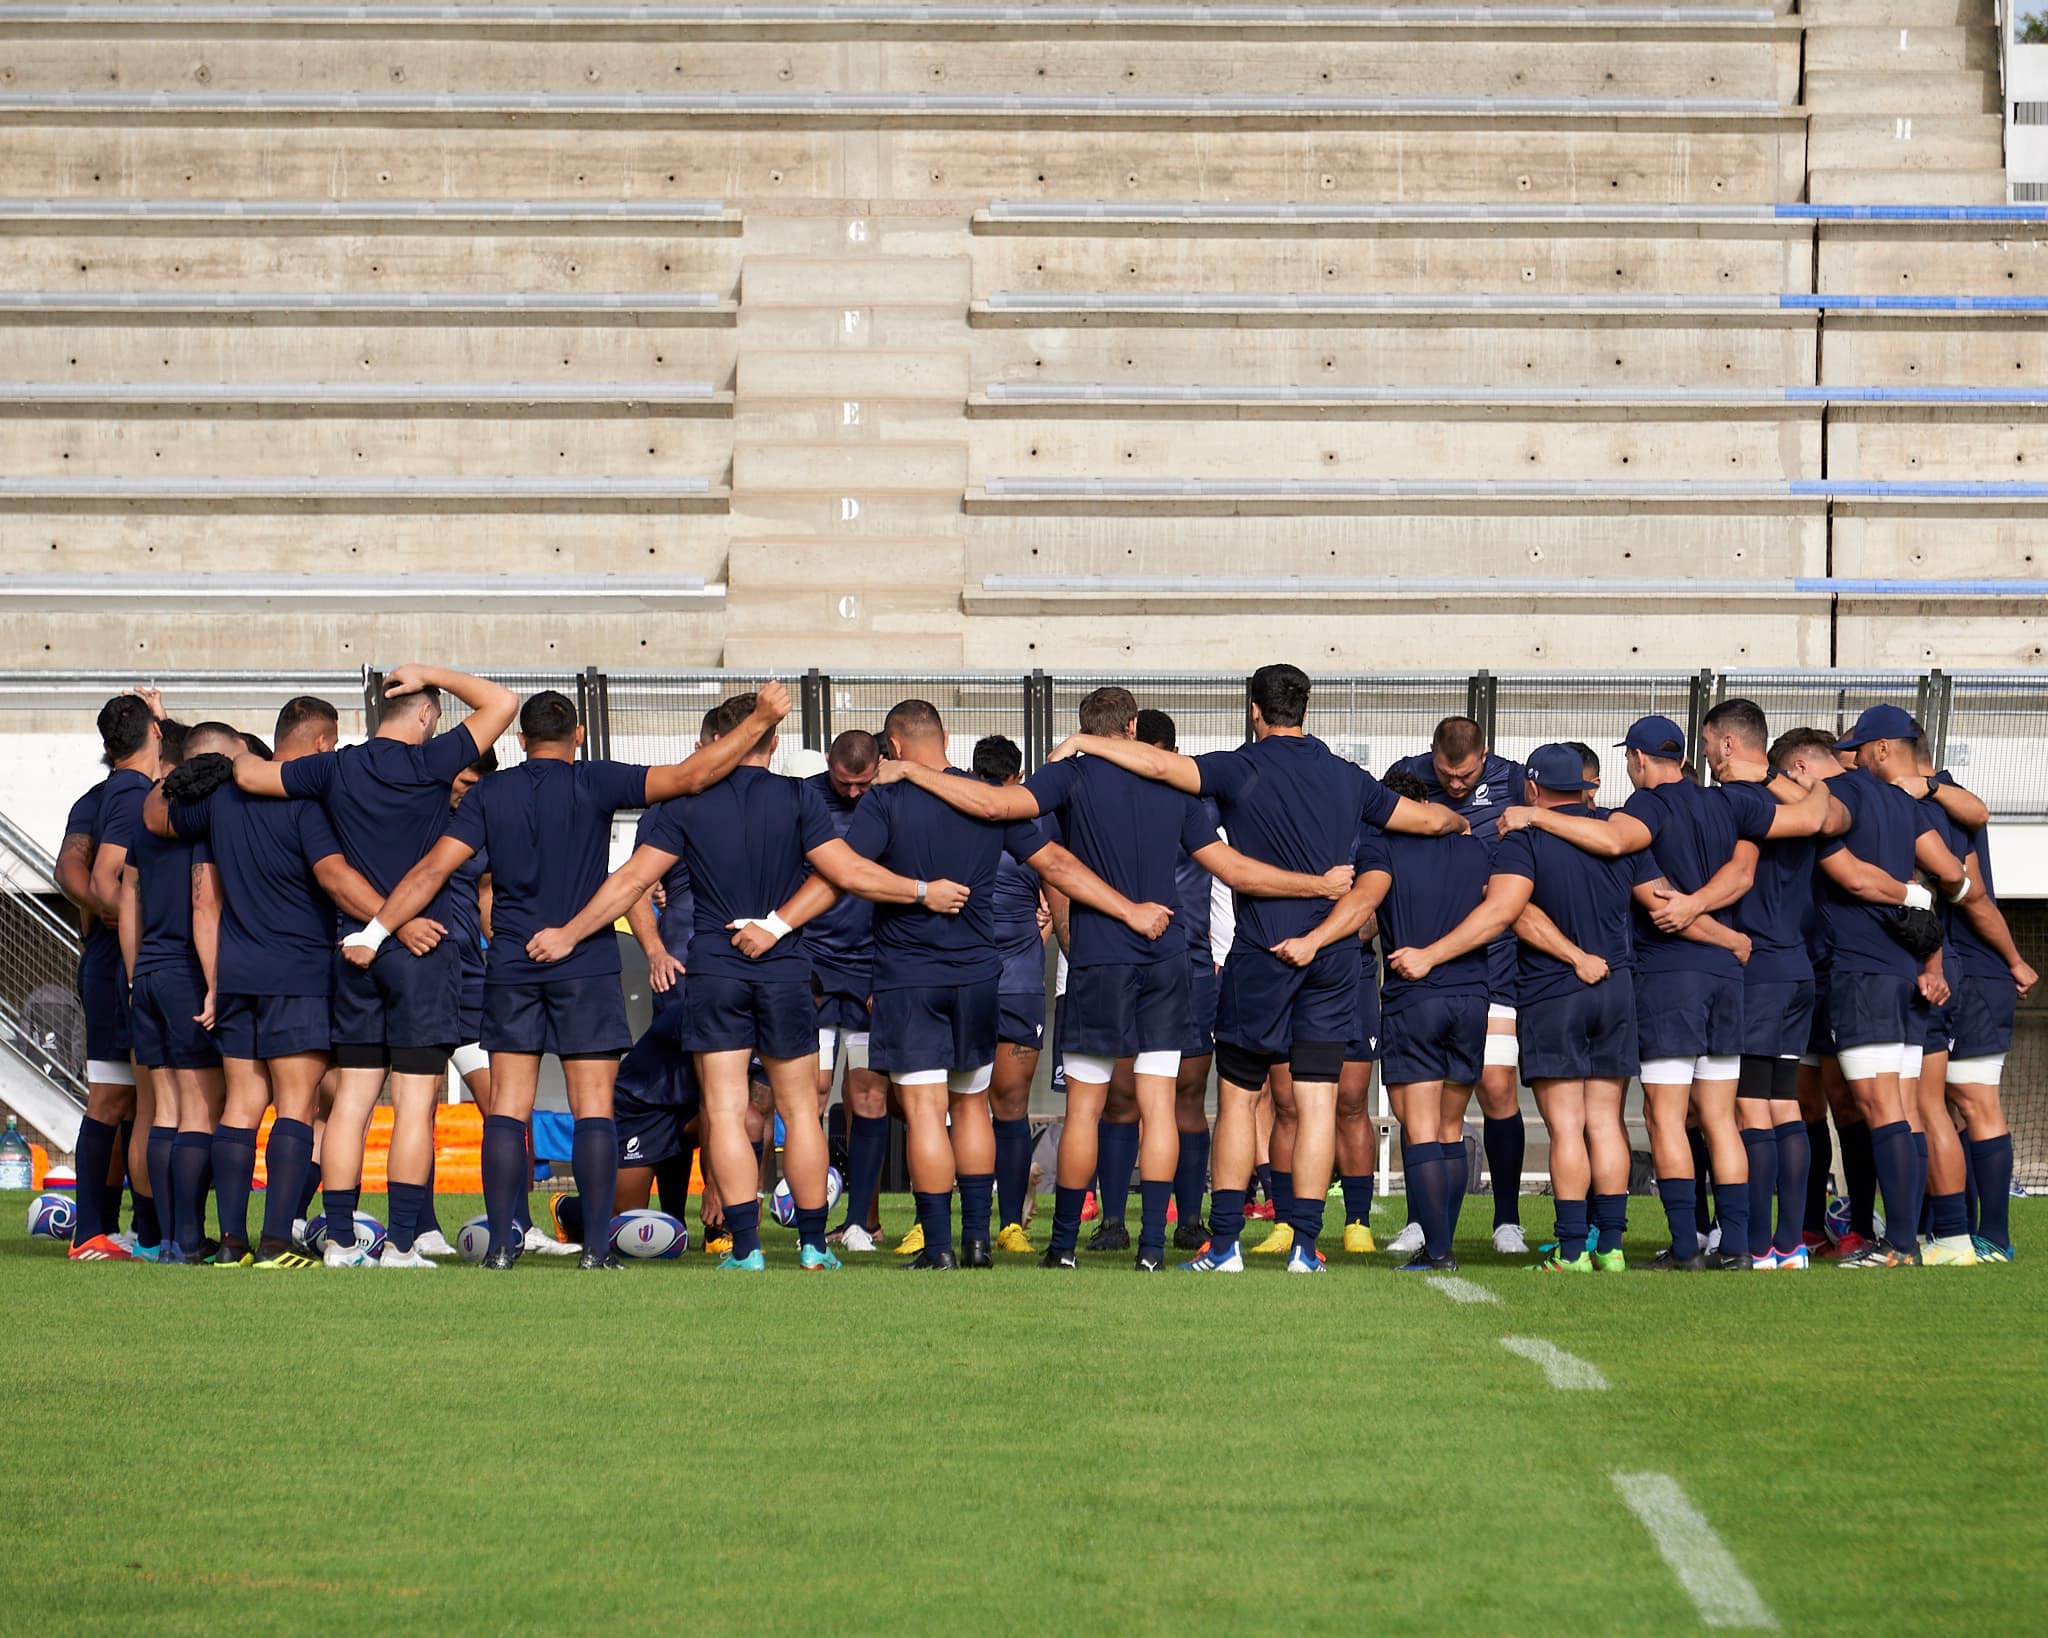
[1925,991,1958,1055]
[77,943,132,1062]
[1825,968,1922,1053]
[1183,963,1218,1058]
[1519,978,1638,1082]
[997,988,1046,1049]
[129,965,221,1071]
[813,983,870,1037]
[1806,966,1833,1057]
[1740,977,1815,1061]
[1635,968,1745,1062]
[1486,936,1520,1011]
[331,938,466,1050]
[614,1002,703,1168]
[482,974,631,1058]
[1062,958,1190,1058]
[682,971,816,1060]
[868,979,998,1075]
[215,992,330,1061]
[1216,944,1355,1059]
[457,976,485,1046]
[1346,960,1381,1064]
[1950,967,2016,1058]
[1380,989,1488,1087]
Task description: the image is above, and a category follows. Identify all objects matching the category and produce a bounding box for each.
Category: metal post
[1035,671,1055,763]
[590,669,612,761]
[362,666,385,733]
[1686,669,1715,770]
[1918,668,1953,767]
[573,669,596,760]
[1025,671,1046,767]
[817,673,834,747]
[800,668,824,753]
[1466,669,1497,747]
[1243,674,1256,744]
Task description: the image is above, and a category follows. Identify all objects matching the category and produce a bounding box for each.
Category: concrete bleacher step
[1801,72,2000,115]
[741,256,970,309]
[1799,0,1993,22]
[739,349,970,400]
[732,440,969,493]
[724,535,967,657]
[1806,167,2010,204]
[1807,114,2006,172]
[0,290,738,320]
[0,381,732,411]
[0,198,740,228]
[1803,23,2000,71]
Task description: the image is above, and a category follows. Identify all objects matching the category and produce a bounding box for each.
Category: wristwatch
[914,879,928,904]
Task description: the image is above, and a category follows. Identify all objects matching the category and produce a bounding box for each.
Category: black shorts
[1825,968,1922,1053]
[1950,967,2017,1058]
[1740,977,1815,1062]
[997,989,1046,1050]
[77,941,132,1062]
[614,1002,702,1168]
[1183,963,1218,1058]
[1216,944,1356,1058]
[1345,960,1381,1065]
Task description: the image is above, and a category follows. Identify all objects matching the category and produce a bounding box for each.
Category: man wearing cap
[1802,704,1973,1267]
[1387,745,1657,1272]
[1492,715,1805,1270]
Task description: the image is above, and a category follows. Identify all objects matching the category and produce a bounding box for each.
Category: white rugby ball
[610,1209,688,1260]
[27,1191,75,1240]
[456,1215,493,1262]
[770,1166,844,1227]
[303,1210,387,1259]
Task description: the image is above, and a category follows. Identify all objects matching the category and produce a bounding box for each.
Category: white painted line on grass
[1500,1335,1609,1390]
[1612,1472,1777,1630]
[1424,1274,1499,1305]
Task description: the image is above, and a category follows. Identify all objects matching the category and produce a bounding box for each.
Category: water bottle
[0,1116,31,1190]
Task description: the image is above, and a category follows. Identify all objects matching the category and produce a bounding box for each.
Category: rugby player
[146,698,397,1268]
[1392,744,1655,1271]
[59,692,165,1259]
[1391,719,1532,1254]
[529,692,945,1273]
[1038,664,1467,1275]
[353,685,796,1269]
[237,664,520,1265]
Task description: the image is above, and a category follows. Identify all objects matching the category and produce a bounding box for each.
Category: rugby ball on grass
[303,1210,388,1259]
[27,1191,75,1240]
[769,1166,845,1227]
[610,1209,688,1260]
[456,1215,493,1262]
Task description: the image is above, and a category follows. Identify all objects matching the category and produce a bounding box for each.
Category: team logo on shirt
[1471,784,1491,806]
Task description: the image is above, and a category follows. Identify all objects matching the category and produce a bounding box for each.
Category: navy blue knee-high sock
[1174,1126,1210,1228]
[1095,1119,1138,1222]
[1804,1118,1832,1237]
[1407,1142,1451,1259]
[69,1115,116,1246]
[210,1124,258,1250]
[386,1181,428,1254]
[144,1124,176,1247]
[1658,1177,1699,1258]
[1268,1165,1296,1235]
[1742,1127,1777,1259]
[1838,1119,1877,1238]
[1138,1178,1172,1260]
[915,1188,954,1256]
[1554,1197,1590,1261]
[571,1118,618,1247]
[1869,1121,1919,1254]
[958,1172,994,1247]
[1593,1192,1627,1254]
[1483,1114,1525,1226]
[1716,1165,1750,1254]
[1444,1138,1470,1243]
[1340,1173,1374,1227]
[1772,1121,1810,1255]
[654,1147,694,1218]
[1687,1127,1715,1235]
[322,1184,360,1253]
[171,1133,212,1257]
[992,1117,1033,1230]
[1049,1184,1086,1255]
[1208,1187,1247,1251]
[420,1155,444,1237]
[1911,1130,1930,1239]
[259,1118,313,1252]
[1290,1175,1323,1257]
[726,1199,762,1259]
[1971,1134,2014,1250]
[295,1157,322,1222]
[1254,1161,1273,1204]
[1963,1135,1981,1236]
[839,1113,887,1231]
[481,1114,529,1255]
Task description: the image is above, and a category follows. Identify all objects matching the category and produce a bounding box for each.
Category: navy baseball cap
[1527,743,1595,792]
[1832,703,1920,750]
[1615,714,1687,758]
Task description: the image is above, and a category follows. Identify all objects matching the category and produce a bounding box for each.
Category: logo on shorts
[625,1136,641,1157]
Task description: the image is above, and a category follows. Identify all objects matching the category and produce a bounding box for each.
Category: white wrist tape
[345,918,392,955]
[735,913,792,943]
[1901,883,1934,912]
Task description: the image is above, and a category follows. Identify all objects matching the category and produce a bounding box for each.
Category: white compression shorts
[85,1058,136,1086]
[1946,1054,2006,1086]
[1486,1003,1518,1024]
[1901,1044,1924,1080]
[891,1064,993,1096]
[1639,1055,1740,1085]
[450,1042,489,1079]
[1836,1041,1906,1080]
[1062,1049,1183,1085]
[1483,1034,1520,1069]
[817,1028,870,1073]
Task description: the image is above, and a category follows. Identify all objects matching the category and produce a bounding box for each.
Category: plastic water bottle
[0,1117,31,1190]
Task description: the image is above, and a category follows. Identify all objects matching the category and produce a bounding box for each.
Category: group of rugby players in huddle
[50,660,2033,1275]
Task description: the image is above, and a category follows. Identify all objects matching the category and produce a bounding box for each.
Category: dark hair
[185,720,244,756]
[1769,726,1837,769]
[1077,685,1139,738]
[520,690,580,746]
[156,718,190,768]
[703,692,774,758]
[240,732,273,761]
[972,734,1023,784]
[1135,708,1176,750]
[468,747,499,777]
[1567,740,1601,779]
[1702,697,1770,750]
[1431,716,1487,762]
[882,698,945,750]
[274,695,339,750]
[698,706,722,742]
[1681,760,1700,785]
[1382,767,1429,803]
[1247,663,1311,729]
[97,695,155,764]
[828,729,878,774]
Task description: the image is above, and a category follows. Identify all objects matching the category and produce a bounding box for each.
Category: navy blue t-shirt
[168,782,344,998]
[1024,755,1219,967]
[1718,779,1816,986]
[991,817,1051,994]
[630,805,695,963]
[280,724,480,931]
[1623,780,1777,979]
[1194,735,1399,950]
[634,767,835,980]
[843,772,1048,989]
[65,777,122,966]
[101,787,205,982]
[1390,751,1527,848]
[442,822,488,987]
[1938,773,2007,985]
[1356,828,1492,1000]
[1493,808,1657,1005]
[447,758,650,986]
[1174,795,1223,968]
[1818,768,1936,978]
[800,770,875,988]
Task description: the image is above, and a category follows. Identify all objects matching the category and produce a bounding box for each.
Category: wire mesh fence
[1945,673,2048,821]
[0,814,90,1110]
[1488,671,1699,806]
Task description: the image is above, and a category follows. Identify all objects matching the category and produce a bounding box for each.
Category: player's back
[282,728,478,917]
[1624,781,1757,977]
[1820,768,1924,976]
[1025,755,1204,966]
[1499,815,1645,1002]
[800,770,874,980]
[1732,819,1817,982]
[1365,829,1492,997]
[171,783,338,995]
[647,766,829,976]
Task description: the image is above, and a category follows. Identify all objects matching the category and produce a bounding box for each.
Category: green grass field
[5,1192,2045,1633]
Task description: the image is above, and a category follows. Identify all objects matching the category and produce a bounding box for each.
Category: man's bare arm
[872,759,1040,821]
[116,867,140,981]
[232,754,290,798]
[55,833,100,919]
[192,860,222,1003]
[1915,829,1969,900]
[1500,806,1652,858]
[1513,902,1602,980]
[1028,840,1172,939]
[642,681,793,803]
[805,836,965,908]
[1270,871,1389,967]
[1041,734,1201,794]
[89,839,130,923]
[1817,848,1917,907]
[1191,840,1351,901]
[532,845,672,960]
[1388,873,1535,980]
[383,662,519,753]
[1384,795,1471,838]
